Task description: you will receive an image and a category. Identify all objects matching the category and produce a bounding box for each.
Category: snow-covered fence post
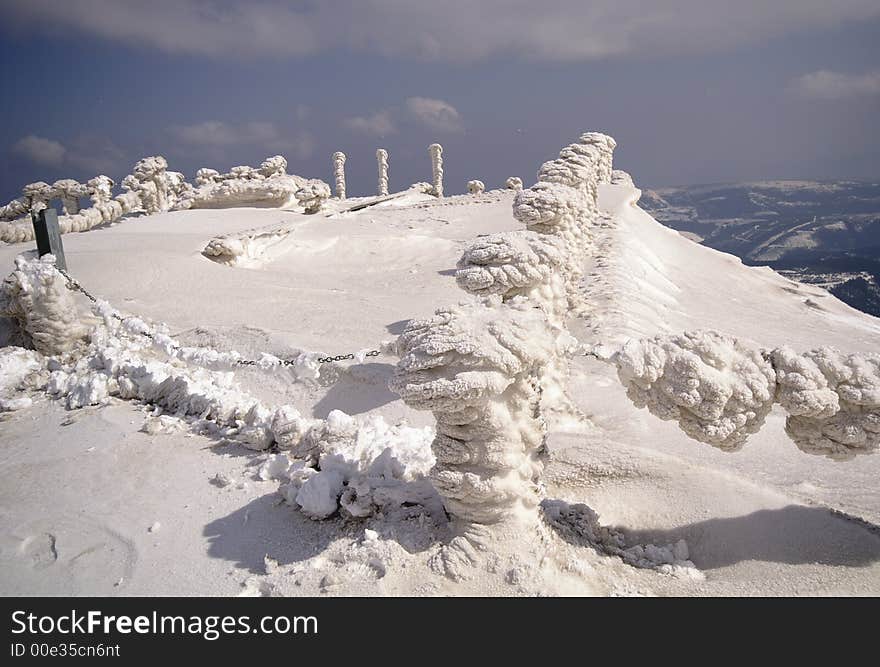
[31,208,67,271]
[332,152,346,200]
[429,143,443,197]
[467,180,485,195]
[377,149,389,196]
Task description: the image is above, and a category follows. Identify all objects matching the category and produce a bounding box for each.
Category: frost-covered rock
[611,330,777,451]
[332,152,346,200]
[377,149,389,196]
[294,179,331,214]
[505,176,523,191]
[772,347,880,460]
[429,144,443,197]
[467,180,485,195]
[391,297,573,525]
[0,254,88,356]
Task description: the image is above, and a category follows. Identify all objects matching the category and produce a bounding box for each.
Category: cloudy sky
[1,0,878,200]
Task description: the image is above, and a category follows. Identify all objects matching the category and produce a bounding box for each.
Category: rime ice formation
[195,168,220,186]
[467,180,485,195]
[505,177,523,191]
[294,179,332,214]
[332,152,346,200]
[22,182,54,214]
[258,155,287,179]
[611,170,635,187]
[87,175,115,206]
[772,347,880,460]
[455,231,567,321]
[579,132,617,185]
[610,331,777,451]
[53,179,87,215]
[278,411,440,520]
[391,297,573,526]
[377,149,389,196]
[429,144,443,197]
[0,346,43,412]
[0,197,28,222]
[185,158,306,210]
[132,156,171,214]
[0,255,88,356]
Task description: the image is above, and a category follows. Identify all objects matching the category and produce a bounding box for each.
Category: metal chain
[56,266,382,366]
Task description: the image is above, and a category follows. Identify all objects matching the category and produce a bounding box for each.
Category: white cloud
[3,1,879,62]
[343,111,397,137]
[790,70,880,100]
[170,121,280,146]
[405,97,463,133]
[12,135,66,166]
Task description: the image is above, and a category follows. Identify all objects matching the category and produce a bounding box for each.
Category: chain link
[56,266,382,366]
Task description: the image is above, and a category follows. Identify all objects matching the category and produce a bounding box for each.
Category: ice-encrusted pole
[429,143,443,197]
[376,148,389,196]
[332,152,346,200]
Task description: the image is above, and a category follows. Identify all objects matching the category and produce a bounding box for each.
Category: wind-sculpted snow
[772,347,880,460]
[294,179,332,214]
[391,297,574,525]
[0,254,88,356]
[611,330,777,451]
[455,231,567,321]
[467,180,485,195]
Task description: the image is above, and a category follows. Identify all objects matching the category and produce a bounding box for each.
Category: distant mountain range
[639,180,880,318]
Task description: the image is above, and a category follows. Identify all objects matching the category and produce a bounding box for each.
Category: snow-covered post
[258,155,287,178]
[22,182,54,214]
[391,297,571,577]
[294,179,331,214]
[53,180,86,215]
[505,177,523,191]
[332,152,346,200]
[376,149,389,196]
[86,176,114,206]
[0,254,87,356]
[429,143,443,197]
[132,156,170,214]
[467,180,485,195]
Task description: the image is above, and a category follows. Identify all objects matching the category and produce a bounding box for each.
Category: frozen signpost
[31,207,67,271]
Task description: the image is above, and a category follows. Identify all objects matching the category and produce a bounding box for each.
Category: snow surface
[0,176,878,596]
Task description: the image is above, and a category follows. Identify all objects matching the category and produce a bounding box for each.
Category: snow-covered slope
[0,184,877,596]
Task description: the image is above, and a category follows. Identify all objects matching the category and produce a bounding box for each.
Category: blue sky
[1,1,879,202]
